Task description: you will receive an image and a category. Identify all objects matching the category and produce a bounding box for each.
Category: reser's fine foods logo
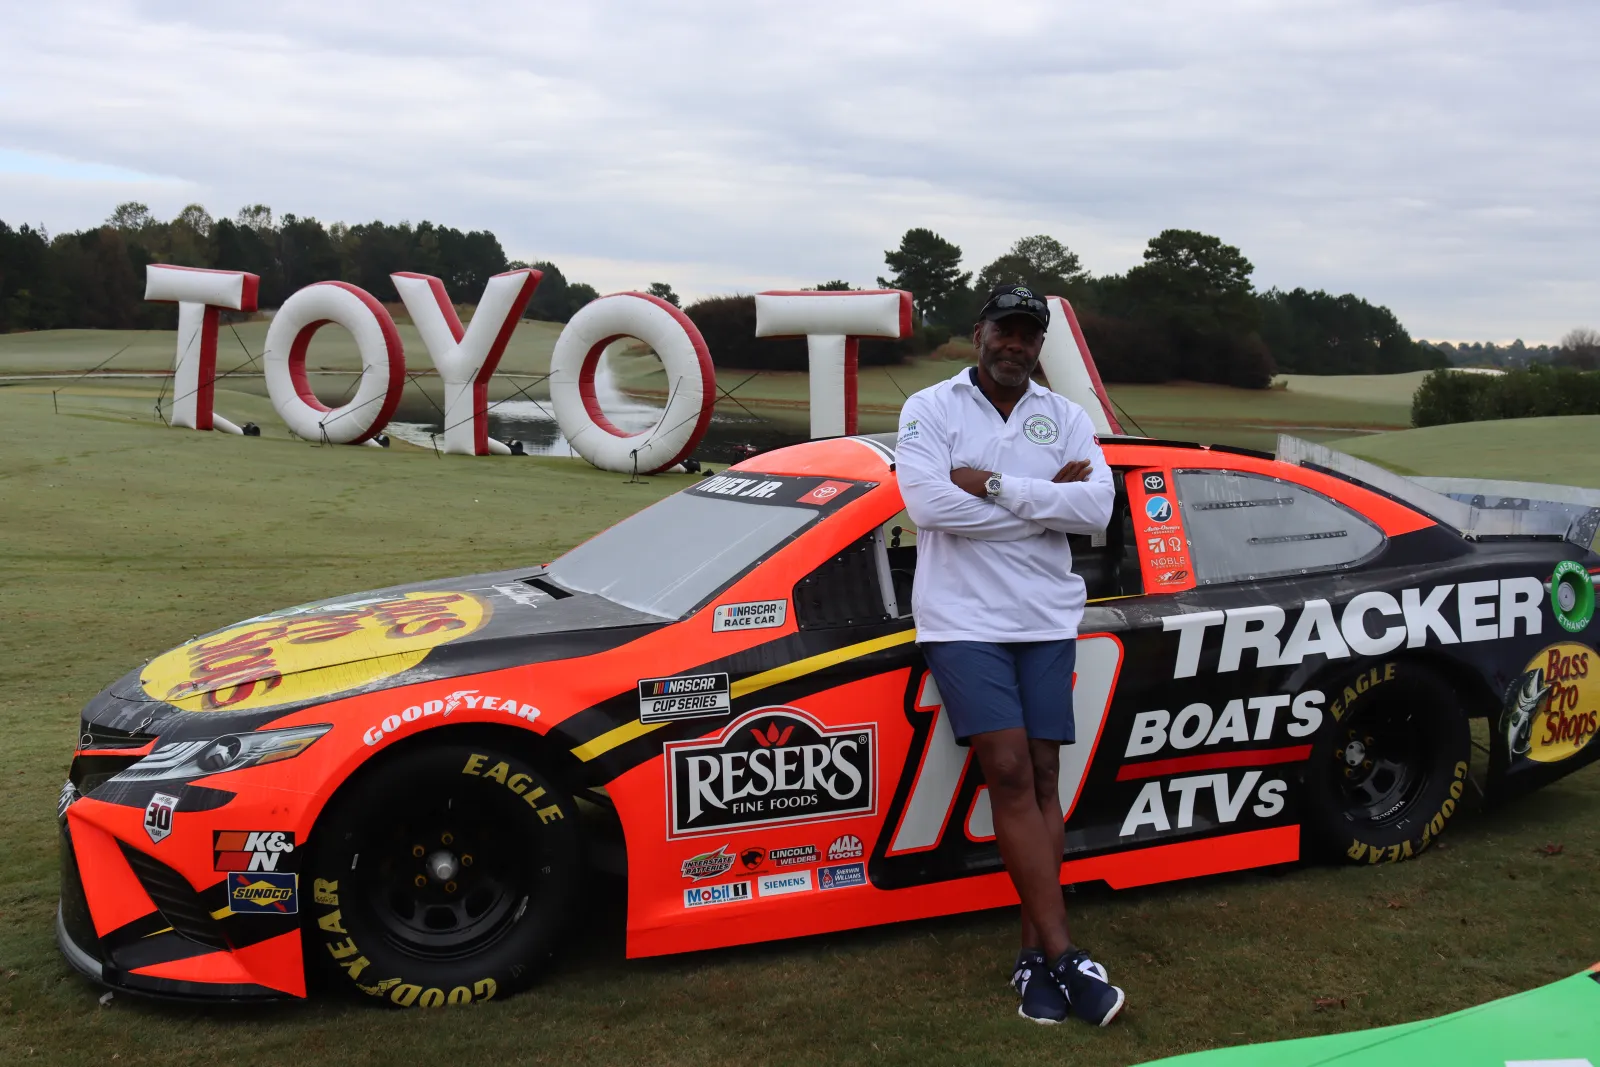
[665,708,876,838]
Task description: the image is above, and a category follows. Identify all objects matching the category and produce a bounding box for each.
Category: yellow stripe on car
[570,629,917,762]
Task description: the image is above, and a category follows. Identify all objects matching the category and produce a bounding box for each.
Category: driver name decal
[665,707,876,838]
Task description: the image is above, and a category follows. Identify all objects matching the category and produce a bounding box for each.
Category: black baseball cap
[977,283,1050,330]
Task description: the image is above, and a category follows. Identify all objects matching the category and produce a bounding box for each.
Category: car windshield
[546,489,819,620]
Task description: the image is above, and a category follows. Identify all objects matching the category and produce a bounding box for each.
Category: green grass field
[1,327,1417,451]
[2,360,1597,1067]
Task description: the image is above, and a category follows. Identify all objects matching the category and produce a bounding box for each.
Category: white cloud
[1,0,1595,341]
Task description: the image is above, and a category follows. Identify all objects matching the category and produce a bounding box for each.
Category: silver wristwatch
[984,473,1002,498]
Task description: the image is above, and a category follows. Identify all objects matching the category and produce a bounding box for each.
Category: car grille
[118,842,230,951]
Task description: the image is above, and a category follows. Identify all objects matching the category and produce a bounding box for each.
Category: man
[895,283,1123,1026]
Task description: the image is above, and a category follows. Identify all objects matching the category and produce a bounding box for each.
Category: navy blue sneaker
[1017,950,1069,1024]
[1050,949,1125,1026]
[1010,947,1046,996]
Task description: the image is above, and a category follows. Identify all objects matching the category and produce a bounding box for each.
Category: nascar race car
[58,432,1600,1007]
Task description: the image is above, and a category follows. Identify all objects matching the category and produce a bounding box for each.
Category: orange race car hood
[88,567,665,737]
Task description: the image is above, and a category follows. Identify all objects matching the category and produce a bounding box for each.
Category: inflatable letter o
[549,292,715,474]
[263,282,405,444]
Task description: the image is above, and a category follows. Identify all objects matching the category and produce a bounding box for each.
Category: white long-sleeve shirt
[896,369,1115,643]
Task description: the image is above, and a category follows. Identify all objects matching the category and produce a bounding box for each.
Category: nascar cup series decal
[638,672,731,723]
[1505,642,1599,763]
[142,591,491,712]
[664,707,876,839]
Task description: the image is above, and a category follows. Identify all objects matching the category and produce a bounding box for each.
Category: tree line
[869,228,1452,389]
[0,202,613,333]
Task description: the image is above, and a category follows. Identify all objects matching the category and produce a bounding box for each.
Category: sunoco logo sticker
[665,707,876,839]
[1506,643,1599,763]
[142,591,490,712]
[228,871,299,914]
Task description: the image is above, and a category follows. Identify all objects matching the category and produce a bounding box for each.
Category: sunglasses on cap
[979,290,1050,327]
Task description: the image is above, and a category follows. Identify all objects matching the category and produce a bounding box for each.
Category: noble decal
[143,792,180,844]
[665,707,876,838]
[711,600,788,633]
[638,672,731,724]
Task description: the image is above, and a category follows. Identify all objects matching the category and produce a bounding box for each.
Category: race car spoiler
[1276,435,1600,548]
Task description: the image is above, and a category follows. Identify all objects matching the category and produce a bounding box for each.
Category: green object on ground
[1137,968,1600,1065]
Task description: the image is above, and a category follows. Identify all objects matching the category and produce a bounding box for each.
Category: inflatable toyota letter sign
[144,265,261,433]
[145,265,1122,470]
[754,289,912,438]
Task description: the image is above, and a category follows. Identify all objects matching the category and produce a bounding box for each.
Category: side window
[1174,469,1385,585]
[793,532,900,628]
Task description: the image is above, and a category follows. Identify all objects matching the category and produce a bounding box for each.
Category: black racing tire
[305,741,582,1008]
[1302,659,1471,865]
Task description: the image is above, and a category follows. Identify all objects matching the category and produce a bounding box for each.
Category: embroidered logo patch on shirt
[1022,413,1058,445]
[899,419,920,443]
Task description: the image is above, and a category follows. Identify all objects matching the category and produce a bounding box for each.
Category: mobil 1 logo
[665,708,876,839]
[638,672,731,723]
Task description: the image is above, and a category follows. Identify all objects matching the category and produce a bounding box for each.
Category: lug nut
[444,881,457,893]
[414,874,427,887]
[412,845,424,858]
[441,832,454,846]
[461,854,473,867]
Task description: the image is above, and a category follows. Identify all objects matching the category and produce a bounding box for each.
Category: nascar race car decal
[57,434,1600,1006]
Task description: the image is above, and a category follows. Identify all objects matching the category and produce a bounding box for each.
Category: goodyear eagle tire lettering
[1302,659,1472,865]
[305,743,580,1007]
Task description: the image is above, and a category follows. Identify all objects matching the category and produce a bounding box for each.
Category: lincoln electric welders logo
[665,708,875,839]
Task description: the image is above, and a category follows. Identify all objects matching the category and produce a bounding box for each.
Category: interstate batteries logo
[141,591,490,712]
[665,708,876,839]
[639,672,731,723]
[1505,643,1599,763]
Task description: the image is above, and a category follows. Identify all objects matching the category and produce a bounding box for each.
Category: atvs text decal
[1162,578,1545,678]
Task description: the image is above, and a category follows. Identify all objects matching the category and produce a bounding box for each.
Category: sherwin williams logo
[680,844,737,881]
[1145,496,1172,522]
[1506,643,1599,763]
[683,881,751,908]
[142,591,489,712]
[229,871,299,914]
[818,863,867,890]
[665,708,876,838]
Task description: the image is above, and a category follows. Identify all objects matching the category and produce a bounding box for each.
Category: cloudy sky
[1,1,1594,341]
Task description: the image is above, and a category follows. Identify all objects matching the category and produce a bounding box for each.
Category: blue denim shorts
[919,639,1077,743]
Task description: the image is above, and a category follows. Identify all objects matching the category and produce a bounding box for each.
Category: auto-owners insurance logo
[664,707,876,839]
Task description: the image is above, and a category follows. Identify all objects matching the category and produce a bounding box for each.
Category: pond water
[386,361,809,465]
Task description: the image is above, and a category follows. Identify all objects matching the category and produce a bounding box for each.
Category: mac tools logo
[665,708,876,839]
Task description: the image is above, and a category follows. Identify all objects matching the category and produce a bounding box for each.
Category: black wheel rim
[354,775,545,961]
[1333,697,1432,825]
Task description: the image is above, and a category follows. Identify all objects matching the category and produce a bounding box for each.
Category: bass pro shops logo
[665,708,875,839]
[1505,643,1599,763]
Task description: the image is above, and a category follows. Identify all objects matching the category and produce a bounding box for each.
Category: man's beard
[982,345,1034,388]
